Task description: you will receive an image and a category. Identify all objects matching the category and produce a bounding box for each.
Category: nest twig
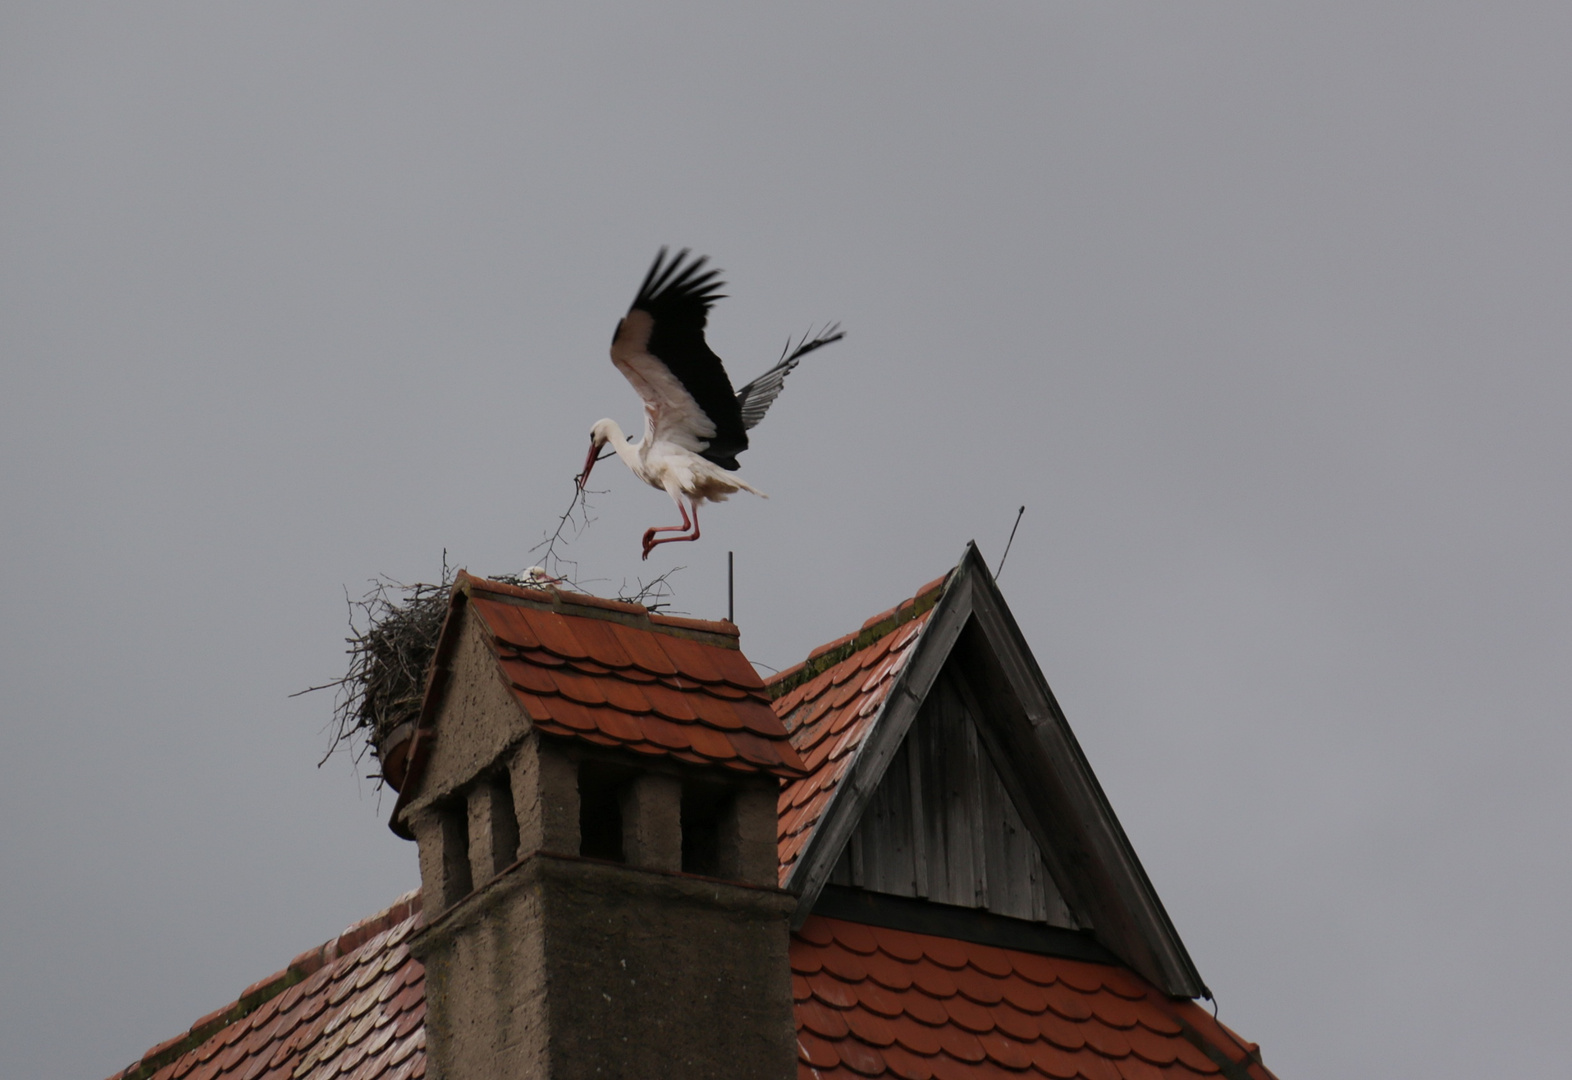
[302,479,690,775]
[294,557,458,770]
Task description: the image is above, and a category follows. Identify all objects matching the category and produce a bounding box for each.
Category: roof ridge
[766,571,950,699]
[105,890,423,1080]
[458,571,740,647]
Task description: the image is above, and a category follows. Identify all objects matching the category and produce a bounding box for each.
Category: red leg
[642,500,701,559]
[641,500,693,559]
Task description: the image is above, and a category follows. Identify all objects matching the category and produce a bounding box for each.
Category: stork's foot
[641,526,700,559]
[641,501,701,560]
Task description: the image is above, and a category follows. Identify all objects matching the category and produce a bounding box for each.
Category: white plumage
[578,249,842,560]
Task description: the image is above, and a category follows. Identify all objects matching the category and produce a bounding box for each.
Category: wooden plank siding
[829,668,1079,928]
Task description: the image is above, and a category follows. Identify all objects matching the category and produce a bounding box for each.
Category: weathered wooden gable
[789,544,1208,998]
[827,665,1079,928]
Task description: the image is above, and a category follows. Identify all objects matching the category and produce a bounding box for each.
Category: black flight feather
[618,249,845,471]
[735,323,844,431]
[627,248,748,470]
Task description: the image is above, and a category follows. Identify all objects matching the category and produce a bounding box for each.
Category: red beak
[578,442,600,489]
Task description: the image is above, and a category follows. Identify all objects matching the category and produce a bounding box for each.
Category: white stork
[578,248,843,560]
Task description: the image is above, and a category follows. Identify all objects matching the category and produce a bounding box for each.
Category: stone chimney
[381,574,802,1080]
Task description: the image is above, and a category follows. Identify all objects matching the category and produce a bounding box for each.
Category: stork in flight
[578,248,843,560]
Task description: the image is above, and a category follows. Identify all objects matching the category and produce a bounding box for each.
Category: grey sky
[3,4,1569,1077]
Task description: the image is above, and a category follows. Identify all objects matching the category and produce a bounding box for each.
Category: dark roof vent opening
[680,784,733,877]
[578,761,628,863]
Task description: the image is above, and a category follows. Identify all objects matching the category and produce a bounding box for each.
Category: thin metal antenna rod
[728,551,735,624]
[995,506,1026,580]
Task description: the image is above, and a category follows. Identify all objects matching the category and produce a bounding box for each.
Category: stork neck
[604,422,645,472]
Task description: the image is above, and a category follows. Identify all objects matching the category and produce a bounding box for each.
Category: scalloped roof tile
[108,569,1277,1080]
[460,573,804,778]
[102,894,426,1080]
[769,575,944,886]
[788,916,1275,1080]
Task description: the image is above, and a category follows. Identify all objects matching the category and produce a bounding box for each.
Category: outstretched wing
[735,323,845,431]
[609,248,749,470]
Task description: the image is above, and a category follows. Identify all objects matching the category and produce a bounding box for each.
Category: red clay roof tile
[770,584,938,884]
[923,937,970,971]
[708,645,769,690]
[1092,992,1143,1030]
[544,667,609,706]
[703,680,749,701]
[799,1031,842,1069]
[809,972,860,1009]
[943,995,997,1034]
[953,967,1005,1005]
[1009,952,1058,987]
[724,729,782,767]
[999,977,1048,1014]
[1043,983,1094,1022]
[866,955,915,993]
[122,856,1272,1080]
[636,680,696,722]
[634,715,692,751]
[105,896,425,1080]
[835,1036,888,1075]
[594,677,651,714]
[452,584,801,779]
[803,999,853,1041]
[688,691,744,731]
[853,979,904,1019]
[555,615,634,669]
[844,1009,897,1048]
[782,915,1277,1080]
[1082,1019,1132,1058]
[991,1002,1037,1042]
[542,696,600,733]
[130,570,1276,1080]
[821,948,870,983]
[893,1006,946,1046]
[1056,963,1104,995]
[881,1043,934,1080]
[587,707,647,745]
[608,622,680,675]
[792,949,824,976]
[912,963,959,999]
[978,1030,1033,1070]
[654,633,726,684]
[833,921,880,955]
[477,600,541,651]
[1126,1025,1181,1066]
[937,1025,987,1063]
[522,607,593,660]
[1037,1012,1087,1056]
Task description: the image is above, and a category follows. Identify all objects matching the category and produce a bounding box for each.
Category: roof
[388,572,805,833]
[105,894,426,1080]
[791,915,1273,1080]
[104,897,1274,1080]
[770,548,1207,999]
[105,559,1273,1080]
[772,575,947,885]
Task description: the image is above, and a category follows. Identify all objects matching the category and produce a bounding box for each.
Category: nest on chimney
[297,567,455,774]
[300,559,684,779]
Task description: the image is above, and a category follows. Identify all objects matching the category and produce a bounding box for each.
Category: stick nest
[303,561,681,776]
